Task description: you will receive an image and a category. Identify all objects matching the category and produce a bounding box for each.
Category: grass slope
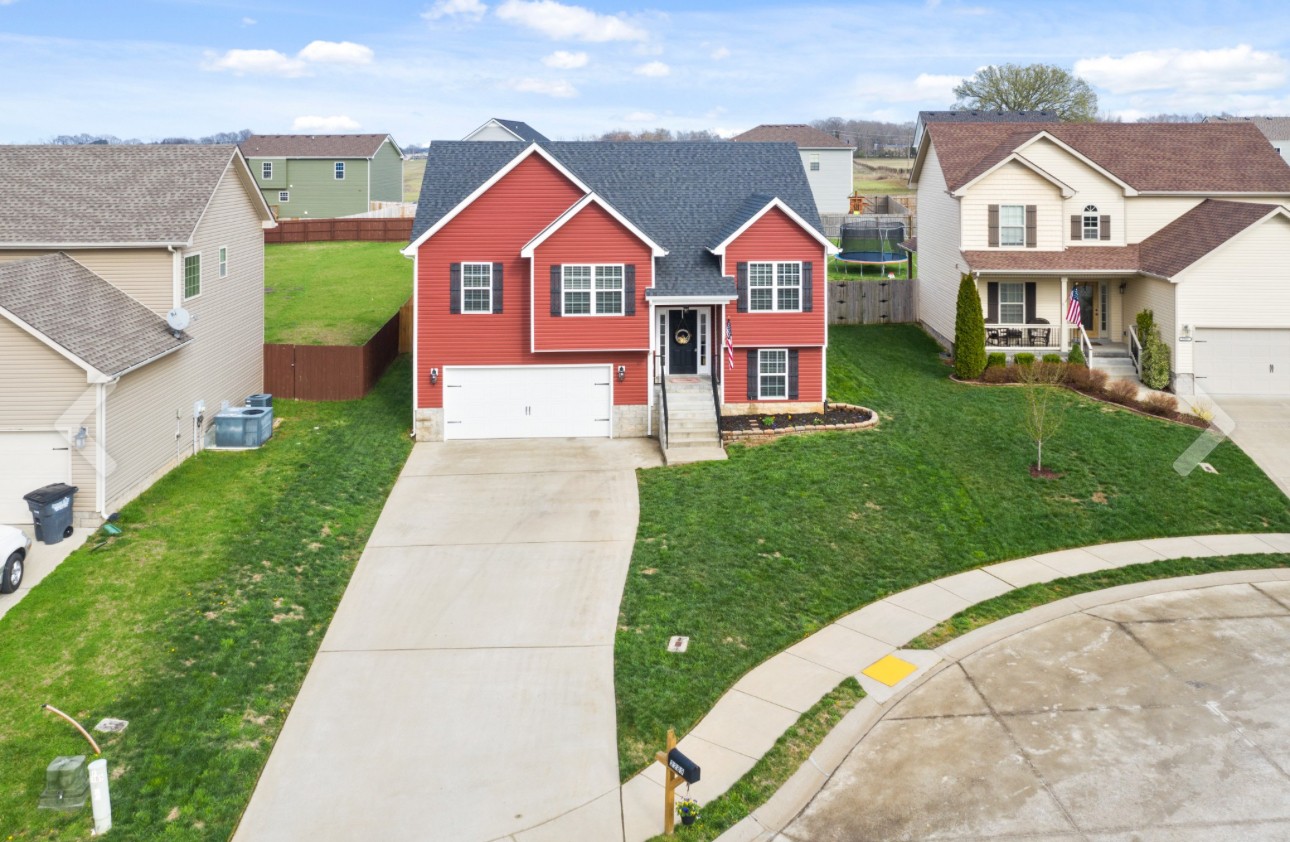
[615,324,1290,778]
[0,358,412,840]
[403,158,426,203]
[264,242,411,345]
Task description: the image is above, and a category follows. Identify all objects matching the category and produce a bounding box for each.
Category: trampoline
[836,217,908,268]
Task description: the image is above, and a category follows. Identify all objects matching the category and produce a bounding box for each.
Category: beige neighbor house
[909,121,1290,396]
[0,145,274,526]
[732,125,856,215]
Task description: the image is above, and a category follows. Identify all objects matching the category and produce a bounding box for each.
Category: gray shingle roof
[412,142,822,297]
[1206,115,1290,141]
[492,120,549,143]
[0,144,237,246]
[240,134,394,158]
[0,253,189,376]
[918,109,1061,125]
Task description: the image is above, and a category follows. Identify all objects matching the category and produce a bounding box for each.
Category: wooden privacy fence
[265,217,414,244]
[264,302,406,401]
[828,279,918,325]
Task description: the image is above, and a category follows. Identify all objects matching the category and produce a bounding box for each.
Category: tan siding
[1124,198,1204,242]
[914,144,965,344]
[1122,276,1177,371]
[1017,140,1128,246]
[1173,215,1290,374]
[961,162,1064,251]
[0,249,173,313]
[0,319,99,516]
[976,276,1065,329]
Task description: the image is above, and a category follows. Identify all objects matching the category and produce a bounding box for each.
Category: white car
[1,524,31,594]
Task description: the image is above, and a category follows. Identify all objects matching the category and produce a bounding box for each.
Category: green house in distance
[240,133,404,219]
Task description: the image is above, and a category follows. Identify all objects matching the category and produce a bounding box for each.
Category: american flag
[724,319,735,370]
[1065,288,1082,324]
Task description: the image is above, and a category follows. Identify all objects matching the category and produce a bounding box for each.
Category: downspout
[96,381,108,519]
[168,245,182,310]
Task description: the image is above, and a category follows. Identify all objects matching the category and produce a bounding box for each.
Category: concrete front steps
[1090,345,1139,382]
[662,377,726,465]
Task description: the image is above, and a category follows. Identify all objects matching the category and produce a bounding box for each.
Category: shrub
[1065,363,1091,389]
[1042,354,1063,364]
[1192,399,1215,424]
[1140,332,1172,390]
[1105,378,1140,404]
[953,273,986,379]
[1087,369,1109,393]
[1014,352,1036,367]
[1143,392,1179,416]
[986,352,1007,369]
[981,364,1018,384]
[1135,309,1156,341]
[1067,344,1086,366]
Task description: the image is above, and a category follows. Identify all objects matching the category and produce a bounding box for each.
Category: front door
[668,310,698,374]
[1076,282,1099,338]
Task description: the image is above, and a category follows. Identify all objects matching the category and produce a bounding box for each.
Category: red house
[404,141,837,449]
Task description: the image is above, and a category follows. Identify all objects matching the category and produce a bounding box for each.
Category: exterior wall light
[429,368,439,385]
[1119,282,1127,294]
[617,365,627,382]
[74,427,88,450]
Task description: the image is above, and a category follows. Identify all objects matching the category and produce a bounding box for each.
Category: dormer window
[1082,205,1100,240]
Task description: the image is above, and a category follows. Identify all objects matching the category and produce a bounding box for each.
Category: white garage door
[0,431,72,522]
[443,365,612,440]
[1194,329,1290,396]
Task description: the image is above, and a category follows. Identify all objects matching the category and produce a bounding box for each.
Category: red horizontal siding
[416,154,648,408]
[722,346,824,405]
[533,202,653,352]
[725,207,829,347]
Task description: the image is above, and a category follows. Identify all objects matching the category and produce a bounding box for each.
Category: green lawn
[264,242,411,345]
[614,324,1290,778]
[404,158,426,203]
[0,358,412,840]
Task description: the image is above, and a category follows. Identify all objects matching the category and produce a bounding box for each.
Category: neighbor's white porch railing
[984,323,1060,350]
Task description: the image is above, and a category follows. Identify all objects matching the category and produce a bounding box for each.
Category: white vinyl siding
[1018,137,1127,246]
[961,161,1063,250]
[461,263,492,313]
[798,147,854,215]
[748,262,802,312]
[758,349,788,399]
[913,144,965,345]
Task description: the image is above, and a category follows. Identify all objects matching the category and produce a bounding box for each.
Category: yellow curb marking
[862,654,917,687]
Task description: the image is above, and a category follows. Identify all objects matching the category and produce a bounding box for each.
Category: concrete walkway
[234,438,661,842]
[0,523,93,622]
[620,532,1290,842]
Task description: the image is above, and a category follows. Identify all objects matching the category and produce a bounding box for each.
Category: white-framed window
[563,264,624,315]
[218,246,228,279]
[809,152,820,172]
[183,253,201,300]
[999,204,1025,246]
[461,262,492,313]
[999,282,1024,324]
[748,261,802,312]
[278,191,290,203]
[758,349,788,399]
[1082,204,1100,240]
[334,161,345,180]
[262,161,273,180]
[698,310,709,368]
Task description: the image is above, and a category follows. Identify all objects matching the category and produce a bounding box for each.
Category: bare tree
[953,64,1098,123]
[1017,361,1069,472]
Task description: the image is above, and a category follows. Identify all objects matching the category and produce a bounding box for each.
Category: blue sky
[2,0,1288,144]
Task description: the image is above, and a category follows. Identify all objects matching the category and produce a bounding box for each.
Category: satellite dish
[166,307,191,333]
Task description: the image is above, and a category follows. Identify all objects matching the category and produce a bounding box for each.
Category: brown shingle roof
[0,253,189,375]
[0,144,238,246]
[928,122,1290,193]
[964,200,1281,276]
[240,133,393,158]
[731,124,852,148]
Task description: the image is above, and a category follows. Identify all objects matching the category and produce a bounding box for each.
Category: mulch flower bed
[720,403,877,442]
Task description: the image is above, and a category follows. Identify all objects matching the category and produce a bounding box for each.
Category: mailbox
[667,748,701,784]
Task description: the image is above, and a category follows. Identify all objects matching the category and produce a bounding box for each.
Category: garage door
[443,365,612,440]
[1194,329,1290,396]
[0,431,72,522]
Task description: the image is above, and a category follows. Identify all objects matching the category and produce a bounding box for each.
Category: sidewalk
[620,532,1290,842]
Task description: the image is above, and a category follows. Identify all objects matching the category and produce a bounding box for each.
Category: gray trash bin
[23,483,78,545]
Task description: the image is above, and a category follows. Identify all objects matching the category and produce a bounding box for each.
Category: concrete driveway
[783,579,1290,841]
[1213,395,1290,499]
[234,438,661,842]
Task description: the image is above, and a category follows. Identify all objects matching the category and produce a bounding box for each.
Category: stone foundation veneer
[722,401,825,417]
[414,408,444,442]
[1173,372,1194,396]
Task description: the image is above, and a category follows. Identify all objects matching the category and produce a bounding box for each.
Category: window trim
[183,252,202,301]
[1082,204,1099,241]
[460,262,493,314]
[262,161,273,180]
[999,204,1026,247]
[747,261,803,312]
[561,263,625,317]
[334,161,346,180]
[218,245,228,279]
[998,281,1025,324]
[757,348,789,400]
[278,190,290,203]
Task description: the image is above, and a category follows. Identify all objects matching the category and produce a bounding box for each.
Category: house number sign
[674,329,691,345]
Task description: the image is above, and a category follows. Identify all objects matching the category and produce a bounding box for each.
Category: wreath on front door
[674,329,692,345]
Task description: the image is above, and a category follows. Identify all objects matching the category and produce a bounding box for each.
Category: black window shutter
[802,262,813,312]
[736,262,749,313]
[746,350,757,399]
[1025,205,1037,248]
[1024,282,1036,323]
[624,265,636,316]
[492,262,504,314]
[987,205,999,247]
[1070,215,1081,240]
[1100,215,1111,241]
[449,263,461,314]
[550,265,562,317]
[987,282,999,323]
[788,350,799,400]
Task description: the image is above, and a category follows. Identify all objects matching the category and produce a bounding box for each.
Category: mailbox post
[655,729,701,835]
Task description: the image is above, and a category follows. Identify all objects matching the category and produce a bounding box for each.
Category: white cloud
[292,115,362,132]
[542,50,588,69]
[495,0,647,42]
[711,127,739,139]
[422,0,488,21]
[510,77,578,97]
[624,110,656,122]
[298,40,374,65]
[1075,45,1288,95]
[635,61,670,78]
[205,49,307,77]
[710,46,730,61]
[241,16,256,26]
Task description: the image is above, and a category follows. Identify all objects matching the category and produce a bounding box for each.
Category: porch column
[1059,275,1069,352]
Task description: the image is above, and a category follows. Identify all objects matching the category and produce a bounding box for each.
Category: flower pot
[681,814,696,826]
